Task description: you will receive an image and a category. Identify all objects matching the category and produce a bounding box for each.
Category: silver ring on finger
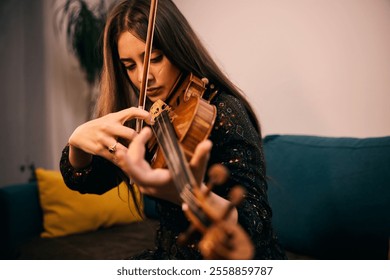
[108,142,118,154]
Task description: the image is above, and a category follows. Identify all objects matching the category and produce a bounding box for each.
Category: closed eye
[120,57,136,71]
[123,63,136,71]
[151,54,163,63]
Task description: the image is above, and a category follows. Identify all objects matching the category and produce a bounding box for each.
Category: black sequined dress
[60,92,287,260]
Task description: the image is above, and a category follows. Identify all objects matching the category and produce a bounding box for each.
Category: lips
[146,87,161,96]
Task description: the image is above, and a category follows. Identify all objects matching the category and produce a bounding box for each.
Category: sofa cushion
[36,168,142,238]
[264,135,390,259]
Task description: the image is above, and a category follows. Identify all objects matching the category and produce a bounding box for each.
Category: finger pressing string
[190,139,213,183]
[134,127,153,144]
[190,140,212,166]
[116,107,155,125]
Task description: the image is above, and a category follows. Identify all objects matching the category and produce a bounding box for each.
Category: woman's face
[117,31,181,103]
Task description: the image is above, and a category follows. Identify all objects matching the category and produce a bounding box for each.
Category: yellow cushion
[36,168,142,238]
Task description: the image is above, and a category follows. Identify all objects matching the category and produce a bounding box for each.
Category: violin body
[150,73,216,168]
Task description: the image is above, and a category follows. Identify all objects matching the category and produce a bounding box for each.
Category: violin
[136,0,254,260]
[149,86,254,259]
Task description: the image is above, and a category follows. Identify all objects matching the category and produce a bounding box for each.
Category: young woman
[60,0,286,260]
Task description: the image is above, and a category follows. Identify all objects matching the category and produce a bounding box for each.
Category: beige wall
[48,0,390,140]
[175,0,390,137]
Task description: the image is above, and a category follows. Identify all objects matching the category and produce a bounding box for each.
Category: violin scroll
[179,164,255,260]
[200,167,254,260]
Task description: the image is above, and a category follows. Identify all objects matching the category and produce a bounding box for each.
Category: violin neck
[152,110,210,226]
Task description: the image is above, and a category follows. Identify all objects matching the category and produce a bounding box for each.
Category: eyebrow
[120,57,136,63]
[119,50,144,63]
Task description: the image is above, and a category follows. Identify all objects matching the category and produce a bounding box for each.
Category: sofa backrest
[264,135,390,259]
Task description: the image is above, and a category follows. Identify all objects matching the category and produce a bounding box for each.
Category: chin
[148,93,168,103]
[147,96,159,103]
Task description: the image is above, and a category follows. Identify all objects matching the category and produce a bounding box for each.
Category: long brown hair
[96,0,261,135]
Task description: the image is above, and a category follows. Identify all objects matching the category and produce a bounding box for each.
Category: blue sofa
[1,134,389,259]
[0,182,158,260]
[264,135,390,259]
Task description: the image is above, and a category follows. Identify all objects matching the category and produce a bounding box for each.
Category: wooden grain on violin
[150,73,216,169]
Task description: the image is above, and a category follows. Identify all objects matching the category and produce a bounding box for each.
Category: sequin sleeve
[208,93,286,259]
[59,144,122,194]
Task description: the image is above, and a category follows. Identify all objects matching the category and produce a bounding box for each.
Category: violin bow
[135,0,159,133]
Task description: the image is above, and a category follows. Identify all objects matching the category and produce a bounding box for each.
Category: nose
[137,66,154,85]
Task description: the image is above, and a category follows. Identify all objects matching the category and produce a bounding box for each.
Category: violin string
[153,111,198,208]
[153,113,185,186]
[156,113,183,184]
[152,111,211,226]
[156,112,192,194]
[155,116,198,209]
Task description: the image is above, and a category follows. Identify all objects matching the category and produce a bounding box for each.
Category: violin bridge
[150,99,171,120]
[150,99,178,124]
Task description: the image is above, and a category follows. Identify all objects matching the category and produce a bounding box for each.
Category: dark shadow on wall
[0,0,49,186]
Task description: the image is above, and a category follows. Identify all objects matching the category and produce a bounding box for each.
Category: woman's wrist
[68,144,93,169]
[60,145,93,184]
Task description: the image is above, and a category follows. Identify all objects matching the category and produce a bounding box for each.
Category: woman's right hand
[68,107,154,169]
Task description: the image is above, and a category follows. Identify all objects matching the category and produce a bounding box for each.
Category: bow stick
[135,0,159,133]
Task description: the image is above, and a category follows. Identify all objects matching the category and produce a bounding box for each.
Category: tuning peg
[228,185,245,206]
[222,186,246,220]
[204,164,230,196]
